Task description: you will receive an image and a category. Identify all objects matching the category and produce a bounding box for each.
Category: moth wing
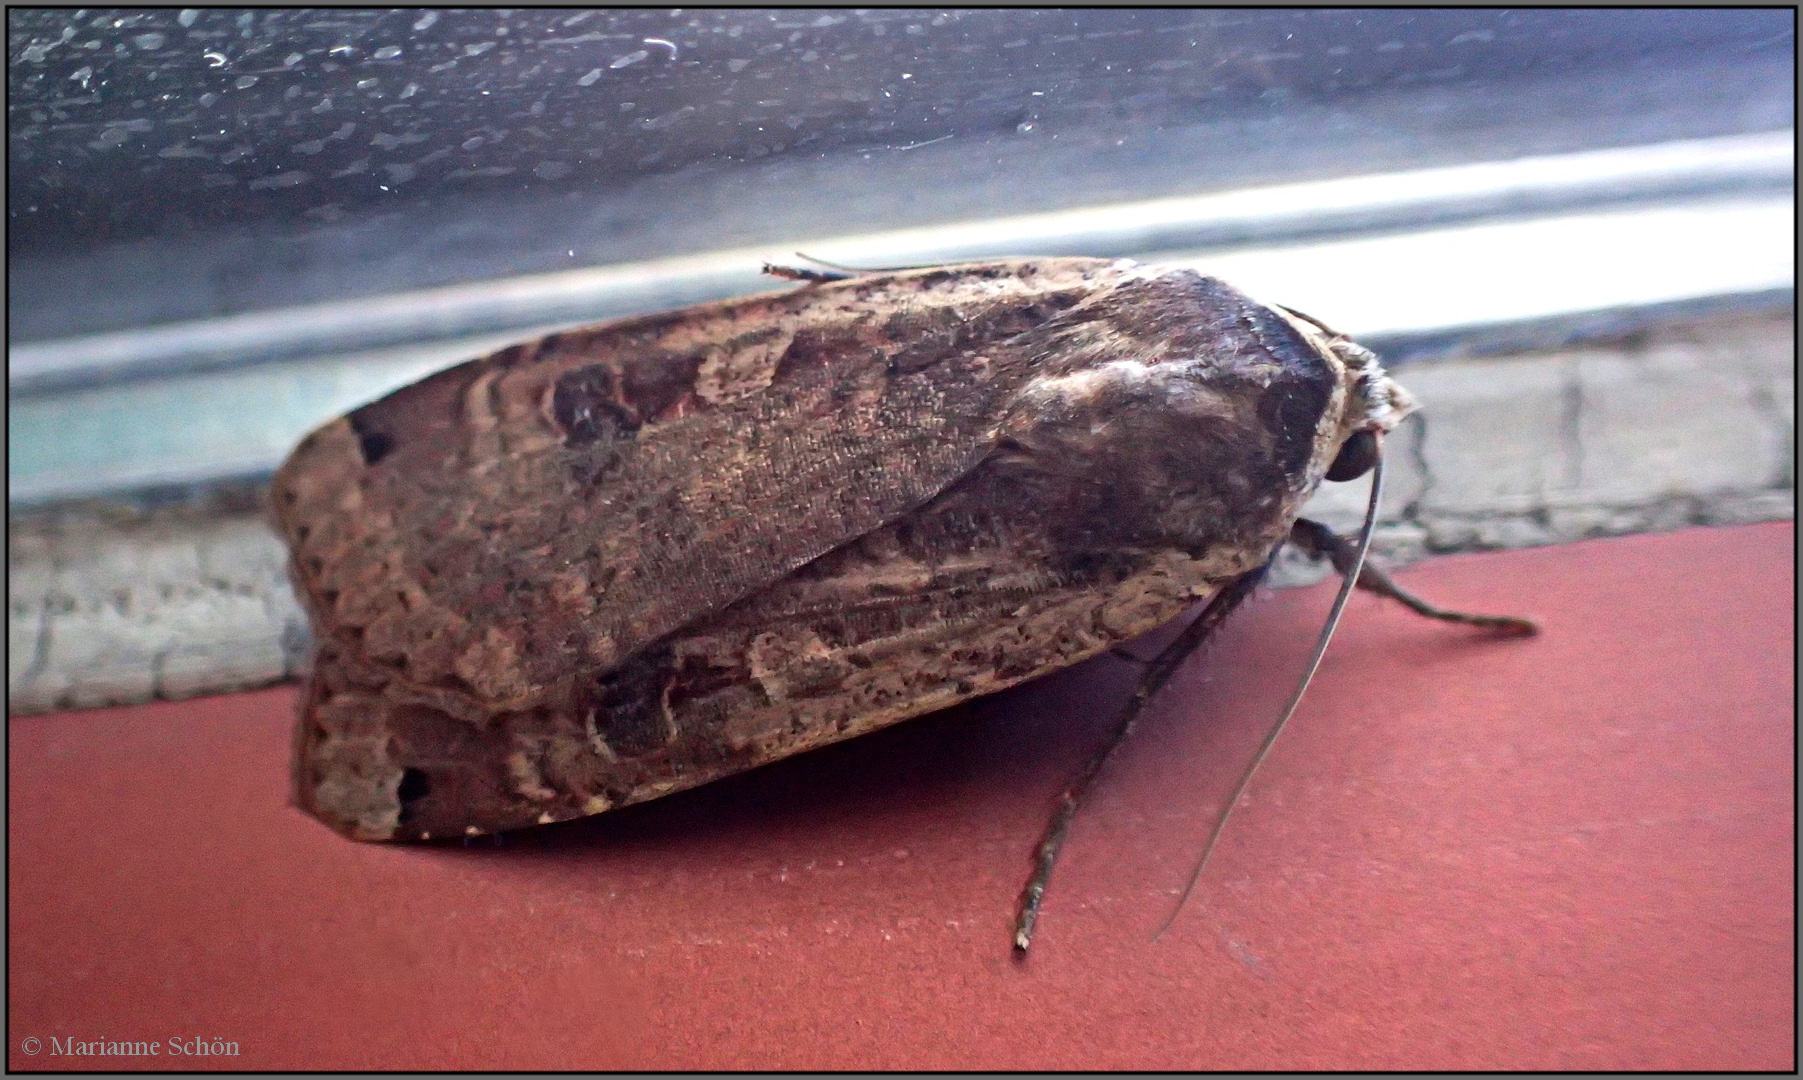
[273,263,1108,705]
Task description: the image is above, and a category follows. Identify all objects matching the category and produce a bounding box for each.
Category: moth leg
[762,262,853,283]
[1288,518,1538,636]
[1014,564,1269,954]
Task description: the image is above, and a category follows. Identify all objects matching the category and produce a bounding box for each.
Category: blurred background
[7,8,1794,712]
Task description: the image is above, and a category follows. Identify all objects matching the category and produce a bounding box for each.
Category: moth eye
[1325,428,1379,482]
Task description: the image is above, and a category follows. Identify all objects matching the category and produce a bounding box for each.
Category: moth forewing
[274,257,1421,847]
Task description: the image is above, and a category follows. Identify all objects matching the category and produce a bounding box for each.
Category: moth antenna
[792,251,880,274]
[765,251,924,283]
[1153,434,1387,940]
[762,262,853,284]
[793,252,968,275]
[1273,303,1342,338]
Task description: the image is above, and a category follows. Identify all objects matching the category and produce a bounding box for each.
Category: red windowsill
[7,521,1794,1070]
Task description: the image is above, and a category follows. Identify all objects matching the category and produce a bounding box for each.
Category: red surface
[8,522,1795,1070]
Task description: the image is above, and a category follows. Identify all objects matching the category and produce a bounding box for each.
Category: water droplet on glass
[133,32,164,50]
[412,11,438,31]
[177,9,199,27]
[577,68,602,87]
[372,45,402,60]
[203,50,227,67]
[610,49,647,69]
[234,75,258,89]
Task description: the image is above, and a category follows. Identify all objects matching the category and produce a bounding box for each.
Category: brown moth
[272,257,1532,948]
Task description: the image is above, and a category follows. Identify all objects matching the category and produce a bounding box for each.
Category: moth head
[1275,304,1417,483]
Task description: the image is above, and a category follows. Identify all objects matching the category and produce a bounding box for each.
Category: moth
[272,257,1533,950]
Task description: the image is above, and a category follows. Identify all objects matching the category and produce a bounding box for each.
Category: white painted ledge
[7,131,1793,503]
